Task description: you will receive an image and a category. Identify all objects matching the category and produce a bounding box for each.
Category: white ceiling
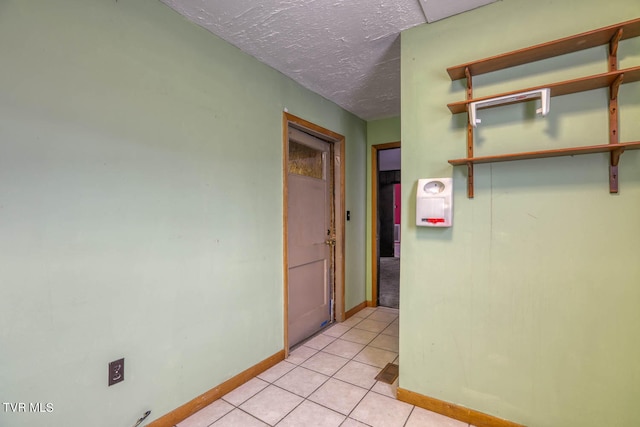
[160,0,496,120]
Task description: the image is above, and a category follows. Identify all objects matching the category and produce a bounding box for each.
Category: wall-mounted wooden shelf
[447,66,640,114]
[448,141,640,165]
[446,17,640,197]
[447,18,640,80]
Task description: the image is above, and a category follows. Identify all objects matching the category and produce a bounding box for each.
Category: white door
[286,127,333,348]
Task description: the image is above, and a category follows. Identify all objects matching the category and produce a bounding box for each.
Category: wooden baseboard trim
[397,387,526,427]
[366,300,376,307]
[147,349,285,427]
[345,301,367,319]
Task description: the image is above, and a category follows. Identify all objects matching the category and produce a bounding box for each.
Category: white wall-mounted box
[416,178,452,227]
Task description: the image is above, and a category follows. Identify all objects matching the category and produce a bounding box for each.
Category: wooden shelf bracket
[610,74,623,100]
[608,28,623,193]
[465,67,475,198]
[446,18,640,197]
[609,28,623,57]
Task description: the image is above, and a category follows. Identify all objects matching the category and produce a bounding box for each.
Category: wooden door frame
[371,141,401,307]
[283,112,345,356]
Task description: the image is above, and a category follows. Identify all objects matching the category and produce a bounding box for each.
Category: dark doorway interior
[377,148,400,309]
[378,171,400,257]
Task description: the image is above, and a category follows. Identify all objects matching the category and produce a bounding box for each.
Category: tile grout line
[327,309,402,426]
[294,306,400,425]
[233,407,270,427]
[289,307,400,426]
[401,405,416,427]
[297,306,398,425]
[341,308,403,426]
[183,307,401,427]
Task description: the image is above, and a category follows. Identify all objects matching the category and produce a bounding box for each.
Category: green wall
[400,1,640,426]
[0,1,366,426]
[366,118,401,302]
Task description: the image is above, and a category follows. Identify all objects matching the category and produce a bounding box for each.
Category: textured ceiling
[161,0,496,120]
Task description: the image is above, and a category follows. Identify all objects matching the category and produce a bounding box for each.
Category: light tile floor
[177,307,475,427]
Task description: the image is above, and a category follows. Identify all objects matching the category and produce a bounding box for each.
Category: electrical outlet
[108,358,124,386]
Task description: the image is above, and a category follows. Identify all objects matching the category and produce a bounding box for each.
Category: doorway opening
[283,113,345,354]
[371,142,400,309]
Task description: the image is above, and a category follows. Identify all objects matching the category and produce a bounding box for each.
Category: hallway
[177,307,470,427]
[378,257,400,309]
